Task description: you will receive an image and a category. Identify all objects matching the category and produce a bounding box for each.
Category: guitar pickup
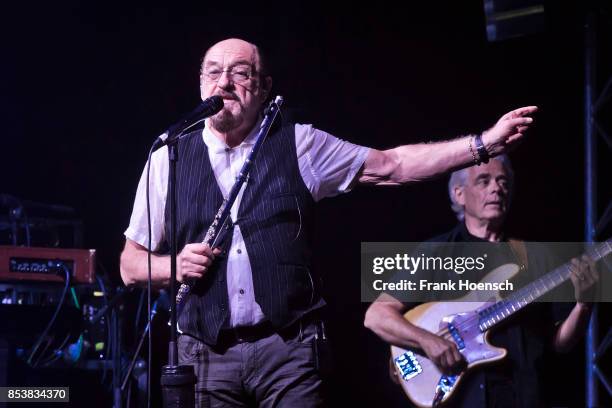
[447,323,465,350]
[394,351,422,381]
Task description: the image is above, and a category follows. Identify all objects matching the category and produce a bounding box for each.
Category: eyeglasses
[202,67,255,84]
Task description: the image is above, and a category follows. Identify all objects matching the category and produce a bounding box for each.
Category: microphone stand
[160,141,196,407]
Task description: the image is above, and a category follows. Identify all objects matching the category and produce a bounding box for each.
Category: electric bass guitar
[391,240,611,407]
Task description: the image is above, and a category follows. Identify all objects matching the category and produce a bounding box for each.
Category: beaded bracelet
[468,136,479,166]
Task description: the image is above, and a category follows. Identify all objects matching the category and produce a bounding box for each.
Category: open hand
[482,106,538,156]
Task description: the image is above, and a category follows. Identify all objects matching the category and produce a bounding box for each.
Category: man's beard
[210,106,243,133]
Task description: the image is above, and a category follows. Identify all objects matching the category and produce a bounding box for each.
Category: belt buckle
[234,328,246,343]
[232,324,260,343]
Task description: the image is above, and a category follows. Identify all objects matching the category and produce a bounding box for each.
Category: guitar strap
[508,238,528,272]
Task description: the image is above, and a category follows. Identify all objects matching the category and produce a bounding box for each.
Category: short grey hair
[448,154,514,221]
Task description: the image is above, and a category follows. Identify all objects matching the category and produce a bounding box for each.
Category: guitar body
[390,263,520,407]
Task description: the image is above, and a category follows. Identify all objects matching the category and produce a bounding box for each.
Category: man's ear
[454,186,465,206]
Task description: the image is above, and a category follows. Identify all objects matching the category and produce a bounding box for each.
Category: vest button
[237,249,242,254]
[239,289,245,295]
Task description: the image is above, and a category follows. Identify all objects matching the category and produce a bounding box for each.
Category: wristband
[474,133,489,164]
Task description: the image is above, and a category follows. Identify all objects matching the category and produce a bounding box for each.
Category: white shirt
[125,120,369,327]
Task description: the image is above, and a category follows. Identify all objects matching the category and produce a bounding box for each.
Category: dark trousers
[178,322,324,407]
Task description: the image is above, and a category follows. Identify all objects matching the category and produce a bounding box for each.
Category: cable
[70,287,80,309]
[37,331,73,367]
[96,274,111,384]
[126,380,133,408]
[121,295,160,392]
[32,332,56,367]
[145,145,154,408]
[33,282,82,367]
[27,263,70,366]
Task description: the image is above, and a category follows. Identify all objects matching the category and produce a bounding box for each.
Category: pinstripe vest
[165,124,324,345]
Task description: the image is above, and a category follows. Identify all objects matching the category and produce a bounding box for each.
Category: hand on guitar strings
[418,330,466,374]
[568,255,599,304]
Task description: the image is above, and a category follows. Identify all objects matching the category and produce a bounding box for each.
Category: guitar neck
[478,240,611,332]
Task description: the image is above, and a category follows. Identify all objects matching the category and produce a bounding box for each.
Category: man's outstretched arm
[358,106,537,185]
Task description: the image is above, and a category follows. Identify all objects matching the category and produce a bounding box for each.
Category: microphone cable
[145,144,154,408]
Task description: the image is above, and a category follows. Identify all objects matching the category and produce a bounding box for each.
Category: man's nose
[216,71,233,89]
[489,181,507,196]
[486,180,500,194]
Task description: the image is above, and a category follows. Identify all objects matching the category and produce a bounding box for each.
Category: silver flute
[175,96,284,315]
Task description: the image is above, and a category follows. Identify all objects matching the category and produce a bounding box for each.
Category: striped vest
[165,123,324,345]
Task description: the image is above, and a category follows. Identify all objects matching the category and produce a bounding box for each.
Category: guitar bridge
[394,351,422,381]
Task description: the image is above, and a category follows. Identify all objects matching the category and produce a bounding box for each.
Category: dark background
[1,0,611,406]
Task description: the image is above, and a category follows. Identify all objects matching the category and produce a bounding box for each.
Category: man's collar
[202,118,261,154]
[459,221,506,242]
[459,222,485,242]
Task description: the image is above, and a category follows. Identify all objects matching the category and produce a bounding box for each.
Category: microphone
[151,95,224,152]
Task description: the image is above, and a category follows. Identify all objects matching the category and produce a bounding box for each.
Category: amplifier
[0,246,95,284]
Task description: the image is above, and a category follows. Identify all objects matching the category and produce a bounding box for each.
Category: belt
[216,312,321,348]
[217,321,276,345]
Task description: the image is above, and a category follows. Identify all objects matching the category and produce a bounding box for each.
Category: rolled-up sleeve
[124,147,169,251]
[295,123,370,202]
